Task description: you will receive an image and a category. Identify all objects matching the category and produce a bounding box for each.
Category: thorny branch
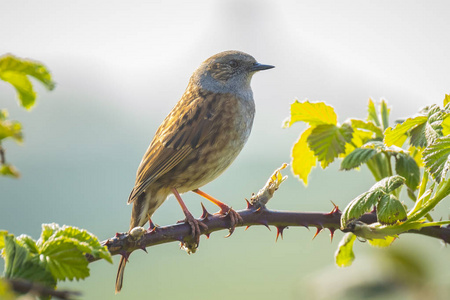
[87,164,450,263]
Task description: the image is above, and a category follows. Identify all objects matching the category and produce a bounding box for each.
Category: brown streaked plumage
[115,50,273,293]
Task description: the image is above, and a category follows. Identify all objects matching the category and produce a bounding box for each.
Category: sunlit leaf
[291,127,317,185]
[0,54,55,110]
[442,114,450,136]
[340,147,377,170]
[350,119,383,138]
[395,154,420,190]
[444,94,450,107]
[335,232,356,267]
[16,234,39,254]
[423,135,450,183]
[284,100,337,127]
[0,230,7,250]
[307,123,353,168]
[384,116,427,147]
[0,164,20,178]
[367,98,381,127]
[377,194,407,225]
[367,235,396,247]
[0,110,23,143]
[380,100,390,130]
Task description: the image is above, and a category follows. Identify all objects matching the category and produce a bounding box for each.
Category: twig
[5,278,81,300]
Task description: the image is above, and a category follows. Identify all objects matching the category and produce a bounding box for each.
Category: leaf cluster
[0,224,111,298]
[285,96,450,266]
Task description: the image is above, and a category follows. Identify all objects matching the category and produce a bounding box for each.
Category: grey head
[191,50,274,95]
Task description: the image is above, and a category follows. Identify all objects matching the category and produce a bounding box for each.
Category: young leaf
[367,235,396,247]
[284,100,337,127]
[3,235,56,287]
[395,154,420,190]
[380,100,390,131]
[16,234,39,254]
[377,194,407,225]
[0,54,55,110]
[335,232,356,267]
[0,110,23,143]
[444,94,450,107]
[0,164,20,178]
[367,98,381,127]
[340,147,377,170]
[291,127,317,185]
[0,230,7,250]
[384,116,427,147]
[39,238,90,281]
[341,175,406,227]
[423,135,450,183]
[350,119,383,138]
[307,123,353,168]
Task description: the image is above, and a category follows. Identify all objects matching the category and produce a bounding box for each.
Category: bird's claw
[184,212,208,245]
[218,207,243,237]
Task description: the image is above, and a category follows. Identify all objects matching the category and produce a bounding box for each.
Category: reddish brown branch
[87,205,450,263]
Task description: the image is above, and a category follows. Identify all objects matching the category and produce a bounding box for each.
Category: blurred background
[1,0,450,299]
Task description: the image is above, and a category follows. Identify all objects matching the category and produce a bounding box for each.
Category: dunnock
[115,50,273,292]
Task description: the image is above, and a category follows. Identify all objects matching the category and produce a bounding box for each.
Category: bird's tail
[115,255,127,293]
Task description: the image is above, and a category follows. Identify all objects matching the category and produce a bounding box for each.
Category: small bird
[115,50,274,293]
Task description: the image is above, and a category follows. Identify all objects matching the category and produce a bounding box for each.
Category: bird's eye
[228,60,239,68]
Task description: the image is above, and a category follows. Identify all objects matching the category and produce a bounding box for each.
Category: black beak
[251,62,275,72]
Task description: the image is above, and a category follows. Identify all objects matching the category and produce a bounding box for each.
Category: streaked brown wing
[127,91,220,204]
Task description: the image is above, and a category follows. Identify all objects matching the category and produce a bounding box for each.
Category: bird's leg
[172,187,207,244]
[192,189,243,236]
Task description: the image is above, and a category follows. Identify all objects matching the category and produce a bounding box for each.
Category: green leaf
[395,154,420,190]
[3,235,55,287]
[284,100,337,127]
[16,234,39,254]
[335,232,356,267]
[291,127,317,185]
[0,230,7,250]
[341,175,405,227]
[0,164,20,178]
[380,100,390,130]
[307,123,353,168]
[340,147,377,170]
[39,238,90,281]
[377,194,407,225]
[0,110,23,143]
[367,235,396,247]
[367,98,381,127]
[0,54,55,110]
[384,116,427,147]
[423,135,450,183]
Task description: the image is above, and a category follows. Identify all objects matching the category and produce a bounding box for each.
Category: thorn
[329,228,336,242]
[119,251,130,262]
[259,220,271,231]
[104,239,111,245]
[326,201,340,215]
[205,232,211,239]
[200,202,211,219]
[301,224,309,230]
[245,199,253,209]
[245,226,250,231]
[276,226,287,242]
[115,232,120,237]
[312,228,322,240]
[140,245,148,253]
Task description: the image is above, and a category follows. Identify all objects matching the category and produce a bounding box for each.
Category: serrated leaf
[0,54,55,110]
[335,232,356,267]
[291,127,317,185]
[38,223,61,244]
[284,100,337,127]
[3,235,55,287]
[380,100,390,130]
[307,123,353,168]
[340,147,377,170]
[16,234,39,254]
[350,119,383,138]
[0,164,20,178]
[409,122,427,147]
[0,230,7,250]
[409,146,424,168]
[395,154,420,190]
[341,175,406,227]
[367,235,396,247]
[423,135,450,183]
[367,98,381,127]
[384,116,427,147]
[442,114,450,136]
[377,194,407,225]
[39,238,90,281]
